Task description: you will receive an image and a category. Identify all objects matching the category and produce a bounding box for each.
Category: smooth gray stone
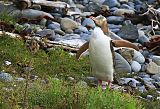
[0,72,13,82]
[114,52,132,73]
[146,95,153,100]
[147,0,157,4]
[110,7,119,12]
[141,50,150,57]
[141,64,147,72]
[139,72,150,78]
[120,4,135,10]
[80,33,91,41]
[131,61,141,72]
[64,34,81,40]
[134,0,143,5]
[152,73,160,82]
[60,18,78,32]
[118,78,140,87]
[15,77,25,81]
[84,2,101,12]
[108,24,122,29]
[117,23,139,41]
[144,81,156,89]
[138,35,150,45]
[149,55,160,66]
[82,18,95,29]
[127,2,135,9]
[74,26,88,34]
[135,4,147,13]
[103,0,120,8]
[36,29,55,37]
[11,9,54,20]
[47,23,60,30]
[137,85,147,93]
[107,16,124,24]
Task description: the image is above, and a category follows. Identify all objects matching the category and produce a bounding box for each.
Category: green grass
[0,35,90,80]
[0,35,142,109]
[0,77,142,109]
[0,8,17,25]
[0,34,157,109]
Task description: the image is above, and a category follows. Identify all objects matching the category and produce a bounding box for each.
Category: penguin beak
[76,41,89,60]
[112,40,139,51]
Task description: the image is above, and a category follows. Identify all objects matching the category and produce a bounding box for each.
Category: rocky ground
[0,0,160,103]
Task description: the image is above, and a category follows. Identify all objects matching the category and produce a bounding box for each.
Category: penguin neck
[92,27,105,39]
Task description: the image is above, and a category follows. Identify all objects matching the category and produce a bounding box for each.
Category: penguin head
[92,15,109,35]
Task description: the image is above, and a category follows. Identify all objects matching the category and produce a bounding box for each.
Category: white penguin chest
[88,28,114,81]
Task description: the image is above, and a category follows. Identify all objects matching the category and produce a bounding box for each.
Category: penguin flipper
[76,41,89,60]
[112,40,139,51]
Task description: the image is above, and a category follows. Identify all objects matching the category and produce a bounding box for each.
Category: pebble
[4,60,11,66]
[107,16,124,24]
[113,9,135,17]
[76,80,88,87]
[47,23,60,30]
[118,78,140,88]
[103,0,120,8]
[68,76,75,81]
[0,72,13,82]
[15,77,25,81]
[60,18,79,32]
[146,62,160,75]
[117,22,139,41]
[82,18,95,29]
[131,61,141,72]
[133,50,145,64]
[150,55,160,66]
[146,95,153,100]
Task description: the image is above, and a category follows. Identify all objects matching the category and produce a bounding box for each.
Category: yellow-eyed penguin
[76,16,139,89]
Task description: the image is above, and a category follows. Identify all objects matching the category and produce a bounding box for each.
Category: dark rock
[103,0,120,8]
[127,2,135,9]
[117,22,139,41]
[107,16,124,24]
[36,29,55,38]
[120,4,134,10]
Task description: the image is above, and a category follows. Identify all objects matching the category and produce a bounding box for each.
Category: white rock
[118,78,140,87]
[146,62,160,74]
[157,97,160,100]
[60,18,79,31]
[133,50,145,64]
[150,55,160,66]
[5,61,11,66]
[131,61,141,72]
[119,0,128,3]
[114,9,135,17]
